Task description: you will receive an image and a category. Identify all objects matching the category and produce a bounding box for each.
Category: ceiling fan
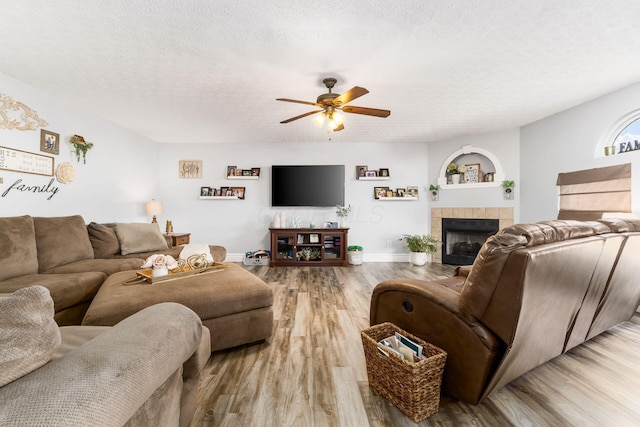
[276,77,390,132]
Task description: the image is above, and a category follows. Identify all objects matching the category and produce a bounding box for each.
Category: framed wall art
[40,129,60,155]
[464,163,481,183]
[0,146,54,176]
[179,160,202,179]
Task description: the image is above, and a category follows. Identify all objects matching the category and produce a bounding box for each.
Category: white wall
[520,82,640,222]
[0,72,158,221]
[5,67,638,259]
[426,128,521,221]
[155,142,431,260]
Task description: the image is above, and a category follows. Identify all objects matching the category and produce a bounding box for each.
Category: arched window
[611,118,640,155]
[599,109,640,157]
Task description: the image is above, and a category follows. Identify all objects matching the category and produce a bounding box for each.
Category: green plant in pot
[400,234,440,266]
[502,180,515,199]
[429,184,440,201]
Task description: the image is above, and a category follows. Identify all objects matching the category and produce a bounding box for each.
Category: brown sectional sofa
[370,218,640,404]
[0,215,226,325]
[0,292,211,427]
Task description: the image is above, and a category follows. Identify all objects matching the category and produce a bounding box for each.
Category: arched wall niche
[437,145,505,189]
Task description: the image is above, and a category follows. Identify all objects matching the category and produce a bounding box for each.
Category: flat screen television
[271,165,345,207]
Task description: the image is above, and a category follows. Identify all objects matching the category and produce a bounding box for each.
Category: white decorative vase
[339,217,348,228]
[410,252,427,266]
[152,266,168,277]
[452,174,461,184]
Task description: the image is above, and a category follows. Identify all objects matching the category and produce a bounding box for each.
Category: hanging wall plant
[69,134,94,164]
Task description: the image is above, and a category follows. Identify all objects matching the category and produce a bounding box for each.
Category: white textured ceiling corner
[1,1,640,144]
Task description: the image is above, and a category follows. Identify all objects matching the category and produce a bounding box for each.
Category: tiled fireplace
[431,208,514,264]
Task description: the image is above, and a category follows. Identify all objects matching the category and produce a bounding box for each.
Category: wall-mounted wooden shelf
[226,176,259,180]
[377,196,418,201]
[357,177,390,181]
[199,196,240,200]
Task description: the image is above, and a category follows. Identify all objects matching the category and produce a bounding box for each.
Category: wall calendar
[0,146,54,176]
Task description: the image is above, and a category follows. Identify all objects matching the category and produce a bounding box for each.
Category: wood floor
[190,263,640,427]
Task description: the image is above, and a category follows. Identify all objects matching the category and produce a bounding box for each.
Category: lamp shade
[146,199,163,223]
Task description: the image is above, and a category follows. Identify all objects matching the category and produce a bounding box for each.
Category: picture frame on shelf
[407,186,419,198]
[208,188,216,196]
[242,169,251,176]
[374,186,389,199]
[235,168,243,176]
[379,168,390,177]
[40,129,60,155]
[356,165,368,179]
[386,189,394,197]
[227,165,237,177]
[397,188,406,197]
[464,163,481,183]
[365,170,377,177]
[220,186,230,196]
[200,187,210,197]
[231,186,245,199]
[251,167,260,176]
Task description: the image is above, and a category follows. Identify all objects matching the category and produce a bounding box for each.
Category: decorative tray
[135,262,228,284]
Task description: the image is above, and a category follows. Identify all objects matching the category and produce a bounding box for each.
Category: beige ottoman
[82,263,274,352]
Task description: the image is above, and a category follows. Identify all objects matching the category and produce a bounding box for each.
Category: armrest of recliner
[369,277,503,404]
[455,265,473,278]
[0,302,206,427]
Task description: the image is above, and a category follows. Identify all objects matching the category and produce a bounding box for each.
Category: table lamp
[146,199,163,223]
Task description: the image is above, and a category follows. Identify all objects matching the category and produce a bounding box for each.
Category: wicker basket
[361,322,447,423]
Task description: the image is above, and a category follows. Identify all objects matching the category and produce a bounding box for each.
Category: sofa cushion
[0,286,61,387]
[0,216,39,281]
[33,215,94,272]
[87,222,121,258]
[43,258,144,276]
[114,223,168,255]
[0,272,107,313]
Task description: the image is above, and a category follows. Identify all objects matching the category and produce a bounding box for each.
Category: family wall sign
[1,178,60,200]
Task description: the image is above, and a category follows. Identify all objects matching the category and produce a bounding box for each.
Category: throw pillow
[179,244,214,263]
[33,215,94,272]
[87,222,121,258]
[114,223,169,255]
[0,286,61,387]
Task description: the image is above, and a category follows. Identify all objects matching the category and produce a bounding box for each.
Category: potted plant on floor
[400,234,440,266]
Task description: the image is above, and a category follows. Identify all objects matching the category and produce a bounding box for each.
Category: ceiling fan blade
[333,124,345,132]
[333,86,369,106]
[276,98,321,107]
[342,105,391,118]
[280,110,324,124]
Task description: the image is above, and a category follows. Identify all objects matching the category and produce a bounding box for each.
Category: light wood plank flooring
[191,263,640,426]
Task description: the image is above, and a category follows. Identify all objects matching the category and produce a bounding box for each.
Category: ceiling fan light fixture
[331,111,344,126]
[313,112,326,127]
[276,77,390,132]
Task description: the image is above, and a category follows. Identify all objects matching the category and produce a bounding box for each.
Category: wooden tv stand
[269,228,349,267]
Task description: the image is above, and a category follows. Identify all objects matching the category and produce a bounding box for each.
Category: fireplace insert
[442,218,499,265]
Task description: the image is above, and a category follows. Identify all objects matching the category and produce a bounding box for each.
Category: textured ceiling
[1,1,640,144]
